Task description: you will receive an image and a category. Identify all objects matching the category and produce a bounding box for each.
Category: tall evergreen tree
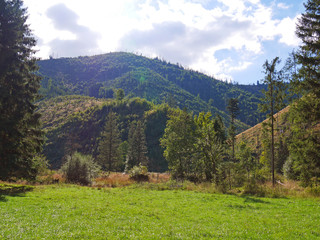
[227,98,239,160]
[98,112,122,172]
[0,0,43,180]
[285,0,320,186]
[296,0,320,98]
[259,57,286,187]
[125,120,148,171]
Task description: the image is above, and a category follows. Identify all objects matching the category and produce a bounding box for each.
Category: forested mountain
[37,52,266,127]
[38,95,172,171]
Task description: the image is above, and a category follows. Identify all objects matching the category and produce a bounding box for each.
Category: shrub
[61,152,100,185]
[129,164,149,182]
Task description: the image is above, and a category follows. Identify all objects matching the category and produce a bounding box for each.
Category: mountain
[38,95,171,171]
[37,52,266,127]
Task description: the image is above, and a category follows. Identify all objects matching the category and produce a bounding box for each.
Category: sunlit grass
[1,184,320,239]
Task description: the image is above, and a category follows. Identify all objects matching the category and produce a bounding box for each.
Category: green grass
[0,185,320,239]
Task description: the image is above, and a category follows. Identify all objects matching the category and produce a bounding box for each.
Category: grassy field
[1,184,320,239]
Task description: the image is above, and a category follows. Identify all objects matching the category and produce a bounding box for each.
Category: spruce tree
[98,112,122,172]
[125,120,148,171]
[0,0,43,180]
[227,98,239,160]
[296,0,320,98]
[286,0,320,186]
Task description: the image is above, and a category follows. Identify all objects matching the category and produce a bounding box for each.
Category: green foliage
[237,141,256,180]
[145,104,170,172]
[128,163,149,182]
[283,156,295,180]
[287,97,320,186]
[37,52,265,127]
[98,112,122,172]
[61,152,100,185]
[161,109,197,180]
[161,110,226,183]
[284,0,320,187]
[115,88,125,101]
[259,57,287,186]
[227,98,240,160]
[125,120,149,172]
[0,0,44,180]
[194,112,225,182]
[296,0,320,98]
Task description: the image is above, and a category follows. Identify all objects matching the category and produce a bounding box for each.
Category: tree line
[0,0,319,190]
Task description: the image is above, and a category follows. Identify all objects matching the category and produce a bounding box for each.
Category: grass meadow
[1,184,320,239]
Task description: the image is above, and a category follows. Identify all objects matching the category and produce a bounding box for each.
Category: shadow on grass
[241,195,270,204]
[0,194,7,202]
[0,184,34,202]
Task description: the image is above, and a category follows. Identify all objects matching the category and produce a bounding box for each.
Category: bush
[129,164,149,182]
[61,152,100,185]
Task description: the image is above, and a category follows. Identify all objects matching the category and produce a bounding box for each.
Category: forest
[0,0,319,192]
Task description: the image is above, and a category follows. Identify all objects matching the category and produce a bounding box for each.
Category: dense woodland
[37,52,266,127]
[0,0,320,192]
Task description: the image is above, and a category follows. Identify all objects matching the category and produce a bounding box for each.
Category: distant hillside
[236,105,320,155]
[236,107,290,153]
[39,95,251,170]
[37,52,266,126]
[38,96,170,171]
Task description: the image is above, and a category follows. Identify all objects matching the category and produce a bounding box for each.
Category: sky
[23,0,305,84]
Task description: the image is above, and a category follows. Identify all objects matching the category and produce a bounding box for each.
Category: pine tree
[125,120,148,171]
[0,0,43,180]
[98,112,122,172]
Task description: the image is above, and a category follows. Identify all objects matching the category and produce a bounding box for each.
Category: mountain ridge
[37,51,266,127]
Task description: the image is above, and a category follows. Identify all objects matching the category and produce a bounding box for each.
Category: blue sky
[23,0,305,84]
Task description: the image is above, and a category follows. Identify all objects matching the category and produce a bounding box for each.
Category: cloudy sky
[23,0,304,84]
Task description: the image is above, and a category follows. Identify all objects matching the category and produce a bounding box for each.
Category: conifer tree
[227,98,239,160]
[259,57,286,187]
[125,120,148,171]
[0,0,43,180]
[98,112,122,172]
[286,0,320,186]
[296,0,320,98]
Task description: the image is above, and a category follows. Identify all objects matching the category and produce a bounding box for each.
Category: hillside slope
[236,105,320,154]
[38,96,173,170]
[37,52,265,126]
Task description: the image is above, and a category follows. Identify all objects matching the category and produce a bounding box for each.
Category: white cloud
[23,0,302,83]
[277,2,290,9]
[276,16,301,46]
